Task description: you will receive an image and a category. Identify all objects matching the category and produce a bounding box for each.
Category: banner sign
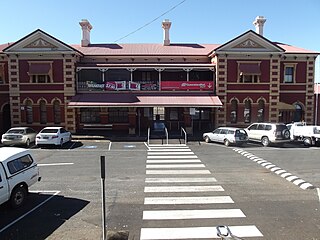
[105,81,126,90]
[161,81,214,91]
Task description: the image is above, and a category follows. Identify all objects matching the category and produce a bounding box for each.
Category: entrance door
[2,104,11,134]
[192,108,212,132]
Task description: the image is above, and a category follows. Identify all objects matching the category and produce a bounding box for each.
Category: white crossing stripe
[146,159,201,163]
[144,185,224,192]
[144,196,234,205]
[148,152,194,155]
[143,209,245,220]
[146,170,211,175]
[148,144,187,147]
[148,149,191,152]
[146,164,205,168]
[147,155,198,159]
[140,225,263,239]
[145,177,217,183]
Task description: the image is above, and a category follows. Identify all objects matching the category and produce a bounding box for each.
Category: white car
[1,127,37,147]
[203,127,248,146]
[36,127,72,148]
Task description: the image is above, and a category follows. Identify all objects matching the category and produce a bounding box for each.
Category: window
[244,99,251,123]
[39,100,47,124]
[248,124,258,130]
[7,155,33,175]
[230,99,238,123]
[284,66,294,83]
[25,100,33,124]
[0,64,5,84]
[108,108,128,123]
[238,62,261,83]
[53,100,61,124]
[257,99,265,122]
[80,108,100,123]
[28,62,53,83]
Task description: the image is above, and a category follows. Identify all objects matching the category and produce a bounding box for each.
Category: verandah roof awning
[68,92,222,108]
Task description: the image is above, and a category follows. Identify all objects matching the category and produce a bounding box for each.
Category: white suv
[245,123,290,147]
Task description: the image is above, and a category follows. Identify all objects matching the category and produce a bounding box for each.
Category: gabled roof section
[3,29,82,55]
[213,30,285,53]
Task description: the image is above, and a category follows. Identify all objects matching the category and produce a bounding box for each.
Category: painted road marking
[146,169,211,175]
[145,177,217,183]
[38,163,74,166]
[0,190,60,233]
[144,185,224,192]
[233,148,314,190]
[146,159,201,163]
[140,225,263,239]
[146,164,205,168]
[144,196,234,205]
[143,209,245,220]
[148,152,194,155]
[147,155,198,159]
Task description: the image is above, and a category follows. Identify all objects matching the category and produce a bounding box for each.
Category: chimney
[79,19,92,47]
[162,19,171,46]
[253,16,266,36]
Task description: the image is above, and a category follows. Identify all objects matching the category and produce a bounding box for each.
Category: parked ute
[203,127,248,147]
[0,147,41,208]
[286,122,320,146]
[36,127,72,148]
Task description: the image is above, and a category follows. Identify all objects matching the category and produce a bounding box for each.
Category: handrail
[164,127,169,145]
[147,127,150,145]
[181,127,187,145]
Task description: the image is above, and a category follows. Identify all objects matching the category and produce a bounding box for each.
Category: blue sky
[1,0,320,81]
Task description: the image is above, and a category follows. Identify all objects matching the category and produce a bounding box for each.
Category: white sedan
[36,127,72,148]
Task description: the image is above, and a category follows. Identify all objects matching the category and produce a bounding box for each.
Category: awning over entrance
[276,102,295,110]
[68,92,222,108]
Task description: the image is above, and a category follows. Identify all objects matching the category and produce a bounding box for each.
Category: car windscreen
[40,129,59,134]
[7,129,24,134]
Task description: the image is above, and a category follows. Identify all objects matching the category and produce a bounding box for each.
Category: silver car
[203,127,248,146]
[1,127,37,147]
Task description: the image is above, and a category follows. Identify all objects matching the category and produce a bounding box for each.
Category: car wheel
[224,139,230,147]
[10,185,27,208]
[261,136,270,147]
[303,137,312,146]
[282,129,290,139]
[204,136,210,143]
[25,139,30,147]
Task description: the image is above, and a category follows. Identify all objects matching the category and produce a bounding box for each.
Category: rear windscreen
[40,129,58,133]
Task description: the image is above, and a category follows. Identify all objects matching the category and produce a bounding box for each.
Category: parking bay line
[0,190,60,233]
[38,163,74,166]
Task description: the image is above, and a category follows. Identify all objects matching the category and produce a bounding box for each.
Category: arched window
[257,99,265,122]
[25,100,33,124]
[53,100,61,124]
[230,99,238,123]
[39,100,47,124]
[244,99,251,123]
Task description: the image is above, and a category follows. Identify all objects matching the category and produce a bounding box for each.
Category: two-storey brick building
[0,17,318,137]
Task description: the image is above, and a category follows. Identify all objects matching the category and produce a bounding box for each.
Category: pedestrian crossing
[140,144,263,239]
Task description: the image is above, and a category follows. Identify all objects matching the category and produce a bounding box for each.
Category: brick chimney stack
[79,19,92,47]
[253,16,266,36]
[162,19,172,46]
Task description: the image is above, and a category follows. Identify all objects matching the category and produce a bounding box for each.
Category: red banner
[161,81,214,91]
[105,81,126,90]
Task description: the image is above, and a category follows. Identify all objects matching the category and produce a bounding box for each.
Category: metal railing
[147,127,150,145]
[164,127,169,145]
[147,126,168,145]
[181,127,187,145]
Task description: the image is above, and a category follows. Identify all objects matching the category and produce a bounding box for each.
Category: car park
[0,147,41,208]
[245,122,291,147]
[1,127,37,147]
[203,127,248,146]
[36,127,72,148]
